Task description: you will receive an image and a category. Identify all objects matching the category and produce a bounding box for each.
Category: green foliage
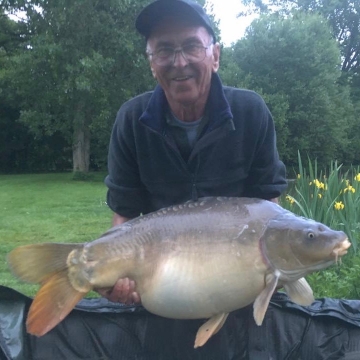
[219,47,251,88]
[283,152,360,250]
[281,153,360,299]
[240,0,360,73]
[239,0,360,166]
[2,0,155,172]
[306,254,360,299]
[227,12,354,166]
[1,0,359,172]
[0,11,72,172]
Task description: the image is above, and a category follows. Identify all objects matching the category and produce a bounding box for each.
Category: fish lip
[332,238,351,262]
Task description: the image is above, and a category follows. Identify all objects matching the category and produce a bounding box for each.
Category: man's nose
[172,50,188,67]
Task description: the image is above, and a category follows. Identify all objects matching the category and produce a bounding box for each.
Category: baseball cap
[135,0,216,42]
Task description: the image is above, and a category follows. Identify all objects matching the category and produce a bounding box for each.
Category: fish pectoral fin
[284,277,314,306]
[253,271,280,326]
[27,270,87,336]
[194,312,229,348]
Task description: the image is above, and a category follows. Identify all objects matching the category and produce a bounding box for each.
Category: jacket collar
[139,73,233,133]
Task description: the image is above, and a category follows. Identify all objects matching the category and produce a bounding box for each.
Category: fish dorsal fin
[253,270,280,326]
[283,277,314,306]
[194,312,229,348]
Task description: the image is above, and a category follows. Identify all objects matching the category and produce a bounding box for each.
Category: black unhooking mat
[0,285,360,360]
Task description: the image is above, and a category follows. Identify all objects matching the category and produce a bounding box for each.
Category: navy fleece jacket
[105,74,287,218]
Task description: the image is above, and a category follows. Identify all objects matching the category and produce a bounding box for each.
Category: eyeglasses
[148,43,212,66]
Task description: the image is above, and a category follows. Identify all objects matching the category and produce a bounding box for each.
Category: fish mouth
[332,238,351,263]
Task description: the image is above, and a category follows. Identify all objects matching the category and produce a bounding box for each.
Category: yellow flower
[318,193,322,199]
[286,195,295,205]
[313,178,325,189]
[344,185,355,193]
[297,174,301,179]
[334,201,345,210]
[355,173,360,182]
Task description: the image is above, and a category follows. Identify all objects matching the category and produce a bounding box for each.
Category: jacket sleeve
[243,100,287,199]
[104,104,147,218]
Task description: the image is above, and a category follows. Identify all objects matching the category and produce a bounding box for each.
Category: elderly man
[99,0,287,304]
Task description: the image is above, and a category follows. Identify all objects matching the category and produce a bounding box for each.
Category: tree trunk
[72,125,90,173]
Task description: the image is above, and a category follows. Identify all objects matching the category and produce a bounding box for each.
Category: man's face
[147,19,220,110]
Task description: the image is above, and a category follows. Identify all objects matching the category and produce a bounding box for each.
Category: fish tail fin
[8,243,87,336]
[27,270,86,336]
[7,243,83,284]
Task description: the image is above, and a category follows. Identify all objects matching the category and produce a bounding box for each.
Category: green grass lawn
[0,172,112,296]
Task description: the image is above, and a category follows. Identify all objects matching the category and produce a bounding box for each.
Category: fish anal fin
[253,271,280,326]
[284,277,314,306]
[194,312,229,348]
[27,270,87,336]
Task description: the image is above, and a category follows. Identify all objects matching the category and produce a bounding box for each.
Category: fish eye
[307,232,315,239]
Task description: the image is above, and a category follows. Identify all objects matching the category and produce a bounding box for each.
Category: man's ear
[212,42,221,73]
[150,65,157,79]
[146,40,157,79]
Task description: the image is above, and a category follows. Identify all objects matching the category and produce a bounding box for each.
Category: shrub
[282,152,360,251]
[280,152,360,298]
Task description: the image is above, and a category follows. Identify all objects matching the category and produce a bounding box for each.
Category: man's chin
[170,91,200,105]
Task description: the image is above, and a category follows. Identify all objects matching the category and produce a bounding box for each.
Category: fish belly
[139,252,265,319]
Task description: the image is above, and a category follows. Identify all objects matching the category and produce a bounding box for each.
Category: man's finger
[108,278,126,302]
[95,277,141,304]
[131,292,141,304]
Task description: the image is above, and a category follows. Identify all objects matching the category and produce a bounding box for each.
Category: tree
[1,0,223,174]
[2,0,155,173]
[240,0,360,165]
[241,0,359,74]
[227,12,354,166]
[0,9,46,173]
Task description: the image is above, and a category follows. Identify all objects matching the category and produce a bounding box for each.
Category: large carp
[8,197,350,347]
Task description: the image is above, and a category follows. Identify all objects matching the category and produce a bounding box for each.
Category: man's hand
[112,213,131,226]
[96,277,141,305]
